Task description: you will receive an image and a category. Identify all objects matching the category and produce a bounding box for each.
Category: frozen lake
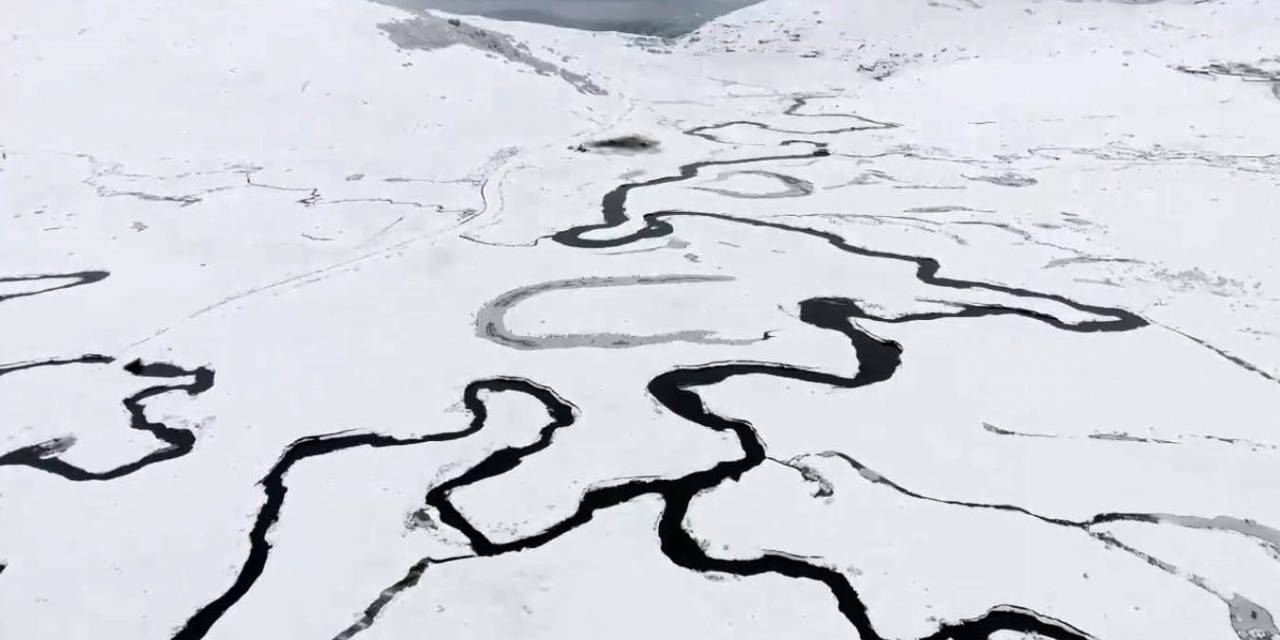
[378,0,763,36]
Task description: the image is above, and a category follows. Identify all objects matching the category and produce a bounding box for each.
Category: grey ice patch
[573,135,660,154]
[1143,514,1280,552]
[102,190,203,206]
[984,422,1177,445]
[475,274,767,350]
[902,206,995,214]
[1175,59,1280,85]
[963,172,1039,187]
[1088,431,1178,445]
[693,170,815,199]
[825,170,899,188]
[1151,266,1246,296]
[857,58,901,81]
[1228,595,1280,640]
[371,0,764,37]
[377,14,606,96]
[1043,256,1142,270]
[982,422,1057,439]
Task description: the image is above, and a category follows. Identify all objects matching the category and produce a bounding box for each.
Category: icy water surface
[377,0,763,36]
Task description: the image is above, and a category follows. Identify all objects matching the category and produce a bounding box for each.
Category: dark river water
[378,0,764,36]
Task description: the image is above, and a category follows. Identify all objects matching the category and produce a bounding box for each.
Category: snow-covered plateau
[2,0,1278,638]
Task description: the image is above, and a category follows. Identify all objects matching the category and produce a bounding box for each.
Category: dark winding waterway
[161,96,1155,640]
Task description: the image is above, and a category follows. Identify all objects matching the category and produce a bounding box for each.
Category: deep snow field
[1,1,1279,639]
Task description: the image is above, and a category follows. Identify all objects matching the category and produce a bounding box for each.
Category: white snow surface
[1,1,1278,639]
